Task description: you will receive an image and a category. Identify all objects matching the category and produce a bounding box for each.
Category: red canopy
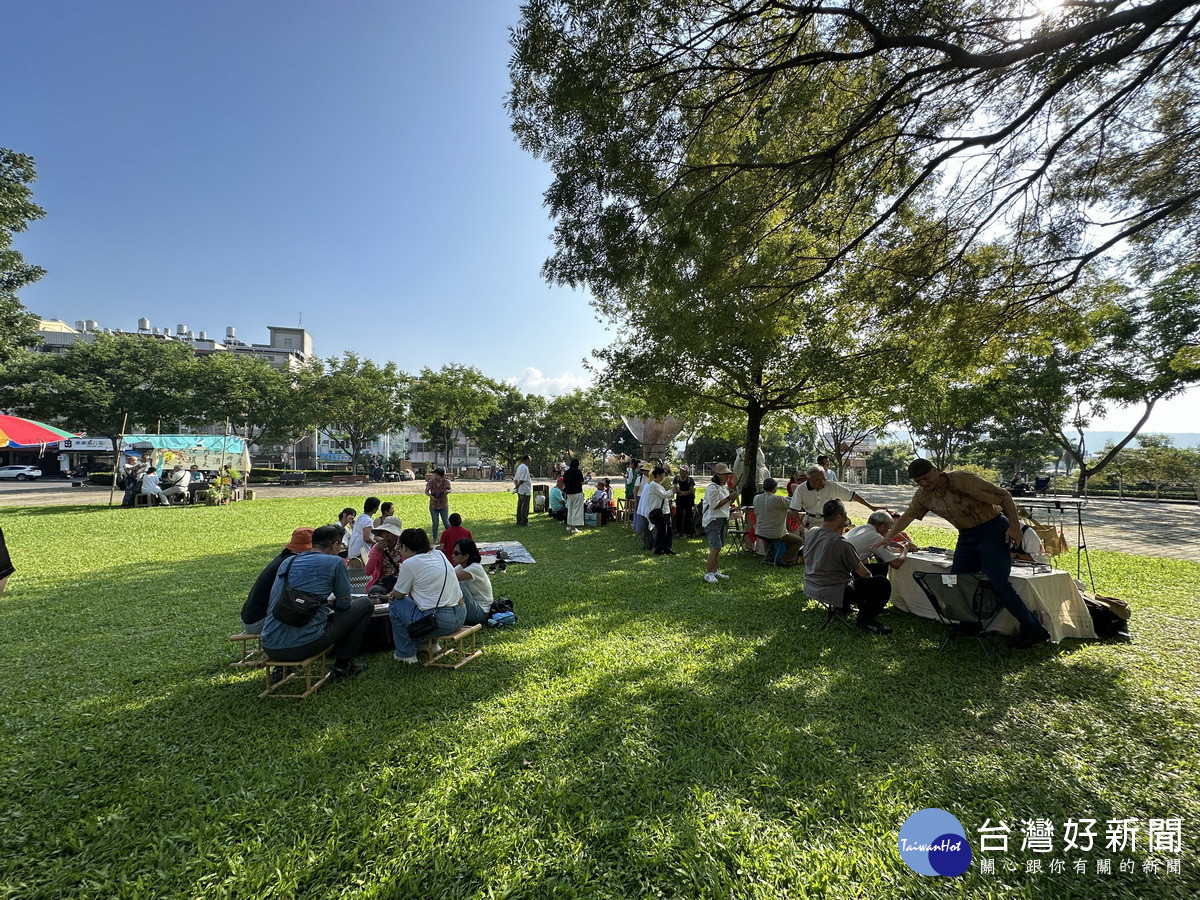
[0,415,77,448]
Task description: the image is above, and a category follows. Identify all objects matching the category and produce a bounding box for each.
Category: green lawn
[1,492,1197,899]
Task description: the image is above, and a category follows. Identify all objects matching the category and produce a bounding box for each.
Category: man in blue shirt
[548,478,567,521]
[262,524,373,680]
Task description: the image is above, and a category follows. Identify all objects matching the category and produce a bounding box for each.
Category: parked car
[0,465,42,481]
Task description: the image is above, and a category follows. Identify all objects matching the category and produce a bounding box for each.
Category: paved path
[3,478,1198,561]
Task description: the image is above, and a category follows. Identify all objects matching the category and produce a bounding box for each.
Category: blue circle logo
[898,808,972,877]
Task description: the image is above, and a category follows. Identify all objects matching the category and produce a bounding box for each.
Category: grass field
[1,491,1197,899]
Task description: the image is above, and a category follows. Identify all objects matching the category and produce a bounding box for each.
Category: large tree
[510,0,1200,305]
[298,353,407,474]
[192,352,306,448]
[0,149,45,371]
[0,333,202,439]
[407,365,501,470]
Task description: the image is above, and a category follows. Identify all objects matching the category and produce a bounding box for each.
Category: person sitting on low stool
[803,499,891,634]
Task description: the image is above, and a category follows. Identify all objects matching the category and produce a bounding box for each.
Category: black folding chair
[806,593,860,636]
[912,571,1004,658]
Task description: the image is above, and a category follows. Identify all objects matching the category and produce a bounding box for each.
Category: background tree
[812,407,890,481]
[298,353,406,474]
[475,385,547,471]
[1011,267,1200,493]
[0,149,45,372]
[540,388,620,468]
[0,333,201,439]
[193,353,305,448]
[899,378,993,471]
[407,365,501,470]
[1117,434,1196,499]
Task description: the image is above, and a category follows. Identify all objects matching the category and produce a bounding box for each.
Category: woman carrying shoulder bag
[387,528,466,664]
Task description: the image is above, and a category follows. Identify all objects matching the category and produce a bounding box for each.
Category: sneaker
[269,666,285,685]
[428,642,443,655]
[714,571,730,580]
[332,660,367,681]
[393,652,419,664]
[704,573,719,584]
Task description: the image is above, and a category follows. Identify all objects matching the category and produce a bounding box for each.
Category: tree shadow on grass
[1,508,1195,898]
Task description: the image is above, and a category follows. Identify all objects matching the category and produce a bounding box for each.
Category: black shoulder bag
[407,556,453,639]
[273,558,328,627]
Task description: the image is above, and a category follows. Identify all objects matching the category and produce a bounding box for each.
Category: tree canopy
[0,149,45,370]
[298,353,407,474]
[510,0,1200,304]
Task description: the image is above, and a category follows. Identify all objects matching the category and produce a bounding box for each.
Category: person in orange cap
[240,527,313,633]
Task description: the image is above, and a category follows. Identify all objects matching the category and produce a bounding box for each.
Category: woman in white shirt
[386,528,466,663]
[450,538,494,626]
[702,463,736,583]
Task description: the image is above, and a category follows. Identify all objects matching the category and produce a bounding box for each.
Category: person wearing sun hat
[365,516,404,594]
[702,463,736,584]
[240,527,314,634]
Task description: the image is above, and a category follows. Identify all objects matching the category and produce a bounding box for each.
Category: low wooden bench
[258,649,331,699]
[229,634,331,698]
[331,474,369,485]
[419,624,484,669]
[229,631,266,667]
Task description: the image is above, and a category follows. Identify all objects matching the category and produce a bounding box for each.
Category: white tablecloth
[891,552,1097,641]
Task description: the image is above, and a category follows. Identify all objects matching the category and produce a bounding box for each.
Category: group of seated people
[122,460,242,507]
[239,505,500,680]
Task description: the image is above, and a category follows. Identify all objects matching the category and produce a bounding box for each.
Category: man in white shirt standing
[513,454,532,526]
[702,463,736,583]
[788,465,887,530]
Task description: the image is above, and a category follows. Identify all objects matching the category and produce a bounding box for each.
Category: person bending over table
[261,524,372,681]
[880,459,1051,649]
[451,538,493,626]
[386,528,466,664]
[844,510,909,577]
[788,465,887,530]
[803,499,891,635]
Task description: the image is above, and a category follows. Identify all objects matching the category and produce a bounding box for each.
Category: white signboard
[62,438,114,451]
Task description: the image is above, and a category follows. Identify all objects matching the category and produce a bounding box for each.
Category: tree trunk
[741,400,765,507]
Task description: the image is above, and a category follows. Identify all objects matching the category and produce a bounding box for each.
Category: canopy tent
[122,434,252,476]
[0,415,76,449]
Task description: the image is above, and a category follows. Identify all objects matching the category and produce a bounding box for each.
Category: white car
[0,465,42,481]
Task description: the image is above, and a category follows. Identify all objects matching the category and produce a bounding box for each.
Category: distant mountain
[885,430,1200,450]
[1085,431,1200,449]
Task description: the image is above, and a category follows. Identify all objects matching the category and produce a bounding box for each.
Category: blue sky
[3,1,1195,433]
[5,0,602,396]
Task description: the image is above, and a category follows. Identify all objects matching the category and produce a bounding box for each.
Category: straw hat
[713,463,731,475]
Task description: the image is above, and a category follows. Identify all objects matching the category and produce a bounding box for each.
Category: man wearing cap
[881,459,1051,649]
[241,527,314,634]
[788,465,887,530]
[160,464,191,504]
[513,454,533,526]
[804,499,892,634]
[262,524,373,681]
[702,463,736,583]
